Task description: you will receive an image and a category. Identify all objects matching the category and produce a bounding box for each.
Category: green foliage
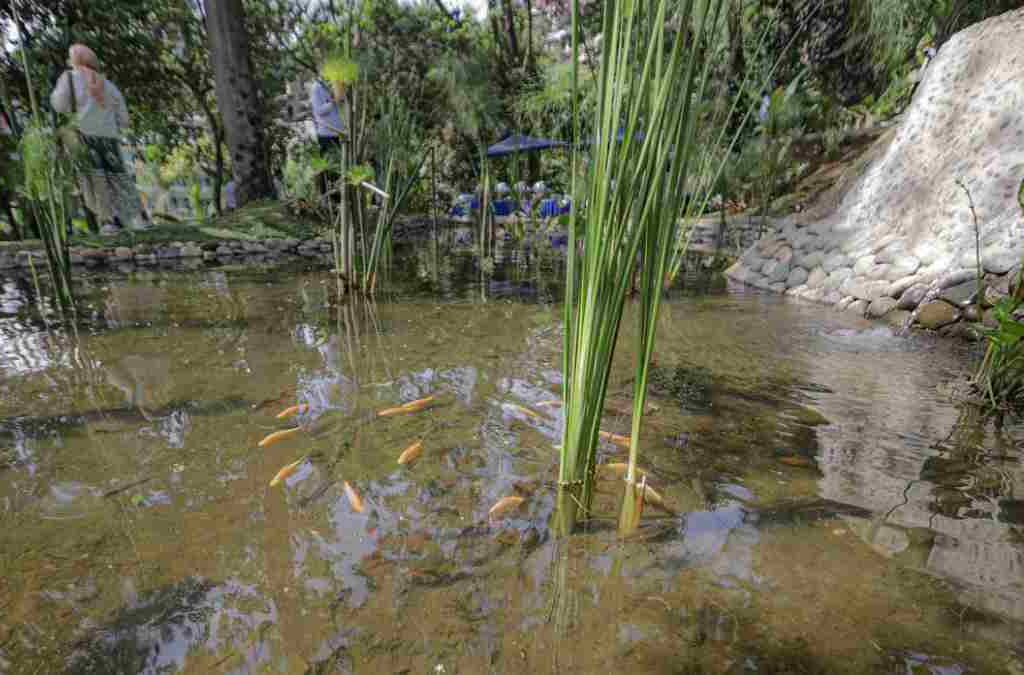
[974,292,1024,414]
[556,0,727,534]
[322,56,360,84]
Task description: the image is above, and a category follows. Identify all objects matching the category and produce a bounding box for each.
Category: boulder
[824,268,853,290]
[897,284,930,310]
[866,297,898,319]
[806,266,827,288]
[887,275,919,299]
[822,252,848,274]
[786,267,809,288]
[762,259,792,283]
[916,301,960,330]
[940,278,980,305]
[846,299,869,316]
[982,247,1020,275]
[885,310,913,329]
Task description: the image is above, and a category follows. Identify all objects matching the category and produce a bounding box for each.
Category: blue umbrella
[486,134,568,157]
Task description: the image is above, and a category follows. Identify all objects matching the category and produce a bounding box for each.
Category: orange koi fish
[398,440,424,465]
[488,495,525,519]
[599,430,631,448]
[258,427,303,448]
[377,395,437,417]
[344,481,365,513]
[276,404,309,420]
[269,458,305,487]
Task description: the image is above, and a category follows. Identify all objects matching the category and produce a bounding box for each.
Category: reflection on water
[0,243,1022,674]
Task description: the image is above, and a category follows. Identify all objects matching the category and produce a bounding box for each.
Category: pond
[0,242,1022,674]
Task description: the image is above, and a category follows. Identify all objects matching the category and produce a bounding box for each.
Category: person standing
[310,77,344,200]
[50,44,149,234]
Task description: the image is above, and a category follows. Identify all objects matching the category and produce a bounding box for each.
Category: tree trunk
[204,0,272,206]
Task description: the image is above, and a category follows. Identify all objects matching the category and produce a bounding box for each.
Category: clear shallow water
[0,246,1021,674]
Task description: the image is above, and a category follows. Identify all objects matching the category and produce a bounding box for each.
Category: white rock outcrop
[727,9,1024,322]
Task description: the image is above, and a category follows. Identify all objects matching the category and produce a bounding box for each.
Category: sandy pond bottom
[0,250,1022,674]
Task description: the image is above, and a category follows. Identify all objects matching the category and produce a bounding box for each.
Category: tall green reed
[13,6,75,314]
[556,0,726,535]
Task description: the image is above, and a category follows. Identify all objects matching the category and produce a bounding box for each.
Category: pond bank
[0,237,334,272]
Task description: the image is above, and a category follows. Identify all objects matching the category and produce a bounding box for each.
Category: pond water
[1,242,1022,674]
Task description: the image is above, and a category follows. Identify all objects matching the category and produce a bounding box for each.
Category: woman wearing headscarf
[50,44,148,234]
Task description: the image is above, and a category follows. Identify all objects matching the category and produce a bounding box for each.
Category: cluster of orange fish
[259,392,668,522]
[259,396,438,512]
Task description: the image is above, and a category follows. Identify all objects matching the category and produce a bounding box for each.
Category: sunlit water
[0,242,1021,674]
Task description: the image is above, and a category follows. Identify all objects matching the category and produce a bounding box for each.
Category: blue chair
[492,199,515,217]
[539,198,561,218]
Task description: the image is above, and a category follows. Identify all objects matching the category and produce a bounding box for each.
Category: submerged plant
[556,0,726,535]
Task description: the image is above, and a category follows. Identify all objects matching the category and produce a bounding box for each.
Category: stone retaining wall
[726,9,1024,336]
[0,238,334,273]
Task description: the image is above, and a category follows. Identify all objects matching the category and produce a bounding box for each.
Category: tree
[203,0,272,206]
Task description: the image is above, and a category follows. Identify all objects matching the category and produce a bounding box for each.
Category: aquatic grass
[973,266,1024,415]
[364,98,427,293]
[13,9,75,315]
[556,0,727,534]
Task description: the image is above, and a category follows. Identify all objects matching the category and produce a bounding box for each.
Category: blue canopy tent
[486,134,568,157]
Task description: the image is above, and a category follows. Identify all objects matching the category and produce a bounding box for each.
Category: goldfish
[343,481,365,512]
[777,456,814,468]
[276,404,309,420]
[377,395,437,418]
[488,495,525,519]
[599,462,647,479]
[258,427,303,448]
[398,440,424,465]
[269,458,305,487]
[639,483,670,512]
[508,404,541,419]
[599,430,632,448]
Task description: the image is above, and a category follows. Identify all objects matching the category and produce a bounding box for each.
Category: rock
[822,252,848,274]
[216,245,234,256]
[806,266,827,288]
[774,246,794,264]
[180,242,203,258]
[200,241,221,251]
[885,310,913,329]
[69,253,85,266]
[281,238,300,251]
[961,304,982,322]
[155,245,181,259]
[846,299,869,316]
[887,275,919,299]
[786,267,809,287]
[938,322,974,340]
[866,264,892,280]
[846,279,891,302]
[897,284,930,310]
[940,278,979,305]
[202,251,217,262]
[939,269,976,289]
[867,297,898,318]
[886,256,921,279]
[0,253,15,269]
[762,259,792,283]
[853,255,877,276]
[916,301,960,330]
[770,282,786,294]
[824,268,853,290]
[135,253,157,266]
[982,309,1000,328]
[836,296,855,311]
[798,250,825,269]
[112,246,134,261]
[242,241,268,254]
[982,247,1020,275]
